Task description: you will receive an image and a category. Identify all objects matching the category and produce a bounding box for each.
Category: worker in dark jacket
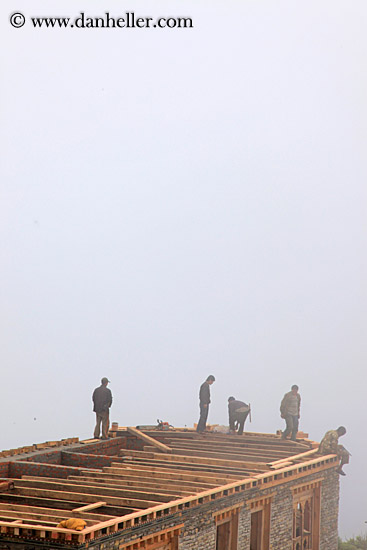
[196,375,215,433]
[228,397,250,435]
[92,377,112,440]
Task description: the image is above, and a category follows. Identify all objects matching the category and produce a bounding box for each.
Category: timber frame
[0,428,337,547]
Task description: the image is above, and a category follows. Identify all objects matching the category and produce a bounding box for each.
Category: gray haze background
[1,0,366,539]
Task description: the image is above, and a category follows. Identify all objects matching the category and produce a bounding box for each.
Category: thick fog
[1,0,366,539]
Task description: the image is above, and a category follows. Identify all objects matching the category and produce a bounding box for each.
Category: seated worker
[319,426,350,476]
[228,397,250,435]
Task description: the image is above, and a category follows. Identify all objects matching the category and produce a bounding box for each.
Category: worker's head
[206,375,215,384]
[337,426,346,437]
[101,377,110,386]
[291,384,299,394]
[228,396,235,402]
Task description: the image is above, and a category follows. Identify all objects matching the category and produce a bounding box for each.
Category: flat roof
[0,428,337,546]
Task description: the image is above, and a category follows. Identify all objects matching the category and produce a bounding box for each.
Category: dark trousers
[338,445,350,467]
[282,414,299,441]
[197,403,209,433]
[231,411,250,435]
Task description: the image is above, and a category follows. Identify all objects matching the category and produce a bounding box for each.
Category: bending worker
[228,397,250,435]
[319,426,349,476]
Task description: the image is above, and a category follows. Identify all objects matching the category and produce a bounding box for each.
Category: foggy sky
[1,0,366,539]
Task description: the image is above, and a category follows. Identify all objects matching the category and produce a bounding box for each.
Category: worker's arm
[298,394,301,418]
[199,383,210,405]
[280,393,288,418]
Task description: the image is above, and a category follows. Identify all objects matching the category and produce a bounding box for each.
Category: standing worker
[196,375,215,433]
[319,426,349,476]
[280,384,301,441]
[228,397,250,435]
[92,377,112,440]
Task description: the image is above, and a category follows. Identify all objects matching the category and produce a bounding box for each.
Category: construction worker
[228,397,250,435]
[92,377,112,440]
[196,375,215,433]
[319,426,349,476]
[280,384,301,441]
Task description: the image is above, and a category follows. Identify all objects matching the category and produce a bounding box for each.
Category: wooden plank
[0,514,56,526]
[72,502,106,512]
[142,430,311,446]
[165,442,293,461]
[270,461,293,469]
[268,448,319,467]
[161,434,308,451]
[121,456,255,476]
[39,479,182,501]
[76,471,216,492]
[0,501,112,521]
[0,493,137,516]
[110,462,241,480]
[119,449,268,471]
[15,487,160,509]
[106,464,232,485]
[67,476,194,497]
[14,480,174,505]
[166,438,300,454]
[127,427,172,453]
[104,468,223,487]
[148,446,274,463]
[0,510,96,526]
[0,520,82,534]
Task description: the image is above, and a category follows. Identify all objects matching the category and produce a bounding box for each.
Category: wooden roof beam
[14,480,174,505]
[127,427,172,453]
[119,449,268,471]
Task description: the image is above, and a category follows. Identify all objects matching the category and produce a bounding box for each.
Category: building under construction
[0,428,340,550]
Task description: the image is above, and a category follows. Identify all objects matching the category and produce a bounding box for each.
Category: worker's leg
[282,415,293,439]
[94,413,102,439]
[101,411,110,440]
[338,446,350,468]
[237,411,249,436]
[197,404,209,433]
[291,415,299,441]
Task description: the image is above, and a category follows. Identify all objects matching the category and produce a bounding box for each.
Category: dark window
[292,487,321,550]
[216,511,239,550]
[250,510,263,550]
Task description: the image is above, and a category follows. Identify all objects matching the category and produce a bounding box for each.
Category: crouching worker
[228,397,250,435]
[319,426,350,476]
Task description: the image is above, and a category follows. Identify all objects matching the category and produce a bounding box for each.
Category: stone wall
[61,450,120,469]
[320,469,340,550]
[73,468,339,550]
[8,460,85,479]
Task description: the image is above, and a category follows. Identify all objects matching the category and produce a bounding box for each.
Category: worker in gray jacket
[228,397,250,435]
[280,384,301,441]
[92,377,112,440]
